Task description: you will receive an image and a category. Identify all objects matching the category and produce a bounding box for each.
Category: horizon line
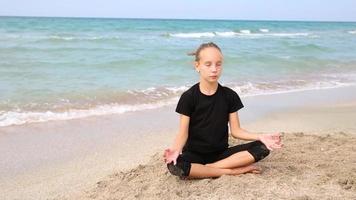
[1,15,356,23]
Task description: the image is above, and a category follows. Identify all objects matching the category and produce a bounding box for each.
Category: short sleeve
[229,90,244,113]
[175,91,194,116]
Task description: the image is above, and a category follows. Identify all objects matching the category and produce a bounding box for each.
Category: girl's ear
[194,61,200,73]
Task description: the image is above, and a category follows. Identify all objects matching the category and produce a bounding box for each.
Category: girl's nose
[211,65,218,72]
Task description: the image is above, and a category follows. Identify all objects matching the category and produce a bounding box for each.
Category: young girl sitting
[164,42,282,179]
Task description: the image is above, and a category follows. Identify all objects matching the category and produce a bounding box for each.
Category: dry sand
[79,132,356,200]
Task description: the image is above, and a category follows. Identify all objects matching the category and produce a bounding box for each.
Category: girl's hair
[187,42,222,62]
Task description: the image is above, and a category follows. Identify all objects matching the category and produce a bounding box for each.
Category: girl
[164,42,282,179]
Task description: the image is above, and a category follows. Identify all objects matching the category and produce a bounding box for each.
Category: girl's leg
[188,163,231,178]
[168,142,268,178]
[188,163,260,178]
[206,150,255,169]
[187,143,266,178]
[207,141,270,169]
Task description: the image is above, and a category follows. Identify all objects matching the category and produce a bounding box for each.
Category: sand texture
[80,132,356,200]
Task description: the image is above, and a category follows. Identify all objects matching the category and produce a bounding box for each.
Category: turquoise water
[1,17,356,126]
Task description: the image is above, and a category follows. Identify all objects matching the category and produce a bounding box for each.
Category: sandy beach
[1,86,356,200]
[82,132,356,200]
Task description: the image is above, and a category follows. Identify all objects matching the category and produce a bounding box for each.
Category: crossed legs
[168,141,270,179]
[188,150,258,178]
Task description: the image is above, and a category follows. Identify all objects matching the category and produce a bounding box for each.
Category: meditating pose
[164,42,282,179]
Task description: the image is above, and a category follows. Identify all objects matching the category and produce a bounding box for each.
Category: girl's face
[195,47,223,83]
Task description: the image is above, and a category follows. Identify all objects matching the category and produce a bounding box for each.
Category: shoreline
[1,84,355,128]
[1,85,356,199]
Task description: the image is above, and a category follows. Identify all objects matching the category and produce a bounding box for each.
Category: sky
[0,0,356,22]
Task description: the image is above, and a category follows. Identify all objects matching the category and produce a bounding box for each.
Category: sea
[0,16,356,126]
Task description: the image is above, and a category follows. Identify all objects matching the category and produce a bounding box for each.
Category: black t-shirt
[175,83,244,153]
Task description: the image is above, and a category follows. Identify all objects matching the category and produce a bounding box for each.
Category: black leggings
[169,141,270,177]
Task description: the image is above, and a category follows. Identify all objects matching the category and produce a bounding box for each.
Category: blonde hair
[187,42,222,62]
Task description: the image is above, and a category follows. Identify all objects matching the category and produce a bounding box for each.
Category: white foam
[237,32,314,39]
[259,29,269,33]
[48,35,121,41]
[214,31,236,37]
[168,31,313,39]
[239,29,251,34]
[126,85,188,97]
[232,80,352,98]
[0,98,179,127]
[165,85,189,93]
[1,34,116,41]
[169,32,215,38]
[267,33,310,37]
[49,36,75,41]
[348,30,356,34]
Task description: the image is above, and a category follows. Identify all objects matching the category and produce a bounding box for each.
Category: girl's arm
[229,112,259,140]
[171,114,190,151]
[229,112,283,150]
[164,114,190,164]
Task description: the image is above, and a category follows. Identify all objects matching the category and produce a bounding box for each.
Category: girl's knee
[258,142,270,159]
[248,141,270,162]
[166,159,191,178]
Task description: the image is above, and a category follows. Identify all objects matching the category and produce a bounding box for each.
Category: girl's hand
[163,148,180,165]
[258,133,283,151]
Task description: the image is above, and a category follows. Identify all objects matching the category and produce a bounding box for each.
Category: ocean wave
[0,34,123,42]
[168,32,215,38]
[48,35,122,41]
[168,31,313,38]
[290,43,326,51]
[0,85,189,127]
[259,29,269,33]
[214,31,236,37]
[231,80,352,97]
[0,80,353,127]
[1,30,314,41]
[348,30,356,34]
[266,33,310,37]
[239,29,251,34]
[126,85,189,100]
[0,98,178,127]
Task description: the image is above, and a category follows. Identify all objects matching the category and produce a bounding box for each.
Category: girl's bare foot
[229,165,261,175]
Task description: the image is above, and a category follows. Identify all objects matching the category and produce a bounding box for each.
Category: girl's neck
[199,80,218,96]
